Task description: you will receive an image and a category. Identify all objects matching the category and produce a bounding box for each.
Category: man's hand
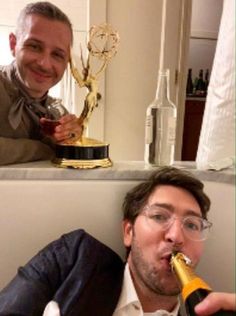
[195,292,236,315]
[40,114,82,143]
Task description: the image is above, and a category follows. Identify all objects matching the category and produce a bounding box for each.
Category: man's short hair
[123,166,211,223]
[16,1,73,44]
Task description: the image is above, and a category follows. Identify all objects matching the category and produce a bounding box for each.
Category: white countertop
[0,160,234,184]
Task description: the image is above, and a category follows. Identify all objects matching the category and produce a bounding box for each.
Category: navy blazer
[0,229,125,316]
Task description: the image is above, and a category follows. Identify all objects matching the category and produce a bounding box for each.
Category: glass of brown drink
[40,99,67,136]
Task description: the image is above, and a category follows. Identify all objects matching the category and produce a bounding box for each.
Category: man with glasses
[0,166,234,315]
[117,166,211,315]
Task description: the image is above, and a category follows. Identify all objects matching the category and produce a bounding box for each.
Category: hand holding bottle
[195,292,236,315]
[171,252,235,316]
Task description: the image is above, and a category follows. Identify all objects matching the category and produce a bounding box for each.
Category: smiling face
[9,14,72,98]
[123,185,204,298]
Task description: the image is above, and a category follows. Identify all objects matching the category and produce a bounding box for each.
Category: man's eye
[151,213,169,222]
[184,219,201,231]
[27,43,41,51]
[53,52,66,61]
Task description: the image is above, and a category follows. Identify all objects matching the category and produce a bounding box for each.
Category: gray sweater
[0,62,65,165]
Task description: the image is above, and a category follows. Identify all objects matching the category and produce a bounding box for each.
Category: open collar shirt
[113,264,180,316]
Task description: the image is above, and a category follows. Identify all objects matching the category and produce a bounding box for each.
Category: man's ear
[122,219,133,248]
[9,33,17,56]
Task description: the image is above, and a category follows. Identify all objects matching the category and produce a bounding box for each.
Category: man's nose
[37,52,52,69]
[164,218,185,245]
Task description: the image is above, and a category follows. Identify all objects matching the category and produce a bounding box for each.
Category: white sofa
[0,161,235,293]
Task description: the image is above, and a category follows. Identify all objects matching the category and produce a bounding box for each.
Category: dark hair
[16,1,73,44]
[123,166,210,223]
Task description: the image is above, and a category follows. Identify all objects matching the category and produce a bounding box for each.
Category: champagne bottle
[196,69,205,96]
[144,69,177,166]
[171,252,235,316]
[204,69,209,93]
[186,68,193,96]
[193,77,198,95]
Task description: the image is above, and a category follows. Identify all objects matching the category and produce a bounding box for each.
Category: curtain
[196,0,235,170]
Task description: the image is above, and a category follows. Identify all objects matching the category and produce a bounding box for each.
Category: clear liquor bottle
[144,69,177,166]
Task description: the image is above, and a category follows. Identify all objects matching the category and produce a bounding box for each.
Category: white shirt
[42,301,60,316]
[113,264,180,316]
[43,265,180,316]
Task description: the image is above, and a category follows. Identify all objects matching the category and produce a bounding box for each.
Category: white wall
[191,0,223,38]
[0,0,88,32]
[188,0,223,80]
[104,0,163,161]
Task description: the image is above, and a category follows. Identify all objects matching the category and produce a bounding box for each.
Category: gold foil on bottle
[171,252,212,301]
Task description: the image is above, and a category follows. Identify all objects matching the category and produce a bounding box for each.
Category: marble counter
[0,160,234,184]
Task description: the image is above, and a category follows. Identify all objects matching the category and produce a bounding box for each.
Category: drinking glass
[40,99,67,136]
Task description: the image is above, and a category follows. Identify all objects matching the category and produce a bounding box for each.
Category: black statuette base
[55,143,109,160]
[52,137,112,169]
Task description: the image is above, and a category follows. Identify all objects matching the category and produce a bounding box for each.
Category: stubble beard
[129,235,180,297]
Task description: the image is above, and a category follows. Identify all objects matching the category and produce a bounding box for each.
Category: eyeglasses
[141,205,212,241]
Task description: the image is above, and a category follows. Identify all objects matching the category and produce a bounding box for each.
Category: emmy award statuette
[53,23,120,169]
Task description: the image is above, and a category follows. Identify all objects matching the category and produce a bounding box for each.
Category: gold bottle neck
[171,252,196,287]
[171,252,212,301]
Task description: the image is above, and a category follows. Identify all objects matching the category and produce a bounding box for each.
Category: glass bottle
[193,76,198,95]
[144,69,177,166]
[204,69,209,92]
[196,69,205,95]
[186,68,193,96]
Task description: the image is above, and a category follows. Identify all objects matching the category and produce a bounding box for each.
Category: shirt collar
[115,263,180,316]
[115,263,140,311]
